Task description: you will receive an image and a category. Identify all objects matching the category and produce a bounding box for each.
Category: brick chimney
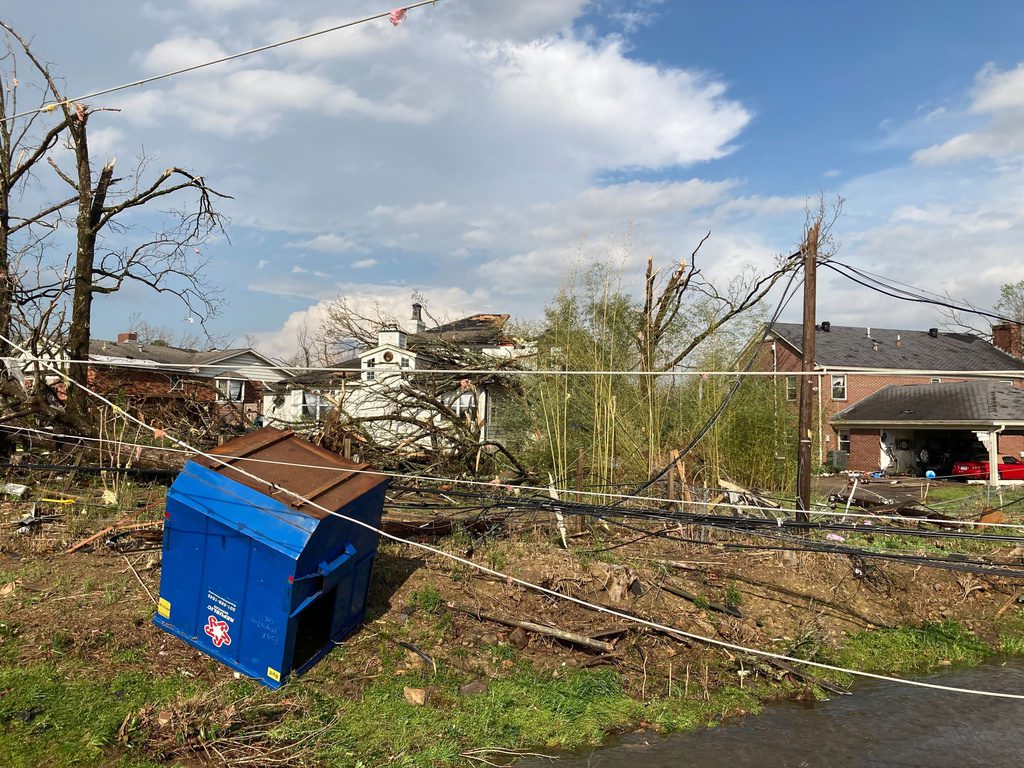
[992,323,1023,358]
[117,332,139,343]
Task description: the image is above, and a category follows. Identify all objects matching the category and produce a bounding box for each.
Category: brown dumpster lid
[194,427,387,519]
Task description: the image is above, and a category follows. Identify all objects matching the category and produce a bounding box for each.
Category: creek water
[517,660,1024,768]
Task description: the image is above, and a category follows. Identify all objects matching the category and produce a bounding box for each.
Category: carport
[831,381,1024,483]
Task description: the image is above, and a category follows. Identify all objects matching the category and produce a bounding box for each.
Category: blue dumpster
[154,427,388,688]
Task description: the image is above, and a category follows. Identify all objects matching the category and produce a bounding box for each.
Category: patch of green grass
[0,663,198,768]
[996,608,1024,655]
[293,663,762,766]
[409,586,444,614]
[830,620,991,676]
[724,582,743,609]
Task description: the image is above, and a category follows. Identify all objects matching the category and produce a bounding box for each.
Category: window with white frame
[838,430,850,453]
[785,376,797,401]
[301,391,334,421]
[364,358,375,381]
[831,374,847,401]
[215,378,245,402]
[401,357,410,369]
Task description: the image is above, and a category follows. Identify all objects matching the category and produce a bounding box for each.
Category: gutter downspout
[817,373,824,466]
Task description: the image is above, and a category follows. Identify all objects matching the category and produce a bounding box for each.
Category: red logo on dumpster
[204,615,232,648]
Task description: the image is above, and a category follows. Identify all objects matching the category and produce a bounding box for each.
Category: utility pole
[796,221,820,524]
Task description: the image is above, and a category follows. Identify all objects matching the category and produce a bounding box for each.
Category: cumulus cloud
[351,258,378,269]
[492,37,750,169]
[914,62,1024,164]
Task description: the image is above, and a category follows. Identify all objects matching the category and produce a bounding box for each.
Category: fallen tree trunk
[448,603,615,653]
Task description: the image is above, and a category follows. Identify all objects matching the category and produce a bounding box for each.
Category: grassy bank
[4,608,1024,767]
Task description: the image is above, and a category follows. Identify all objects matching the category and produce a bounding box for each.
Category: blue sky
[2,1,1023,358]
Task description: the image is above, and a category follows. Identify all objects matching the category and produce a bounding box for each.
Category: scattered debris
[1,482,29,498]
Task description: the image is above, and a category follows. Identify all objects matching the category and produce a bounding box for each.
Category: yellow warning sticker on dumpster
[267,667,281,683]
[157,598,171,618]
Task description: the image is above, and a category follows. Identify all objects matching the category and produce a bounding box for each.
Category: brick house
[85,332,293,424]
[760,322,1024,474]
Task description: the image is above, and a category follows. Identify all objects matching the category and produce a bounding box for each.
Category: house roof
[89,339,287,377]
[419,313,511,346]
[767,323,1024,372]
[831,381,1024,427]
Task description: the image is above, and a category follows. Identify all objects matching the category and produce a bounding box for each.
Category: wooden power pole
[796,222,820,523]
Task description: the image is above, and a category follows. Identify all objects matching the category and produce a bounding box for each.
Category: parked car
[951,455,1024,480]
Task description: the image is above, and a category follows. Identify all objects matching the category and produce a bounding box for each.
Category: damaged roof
[420,313,511,345]
[832,380,1024,426]
[768,323,1024,372]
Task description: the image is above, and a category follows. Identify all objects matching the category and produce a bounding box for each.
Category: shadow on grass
[364,551,425,621]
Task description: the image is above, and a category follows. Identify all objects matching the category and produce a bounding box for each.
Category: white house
[263,304,534,446]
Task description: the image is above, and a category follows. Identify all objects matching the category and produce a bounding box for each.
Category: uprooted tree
[0,21,227,433]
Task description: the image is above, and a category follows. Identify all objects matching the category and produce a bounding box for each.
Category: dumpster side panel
[155,494,208,639]
[238,542,292,686]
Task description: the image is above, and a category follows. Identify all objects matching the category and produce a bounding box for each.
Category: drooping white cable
[3,422,1024,533]
[6,335,1024,698]
[2,1,441,123]
[16,354,1024,379]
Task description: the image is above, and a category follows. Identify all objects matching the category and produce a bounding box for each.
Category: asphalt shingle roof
[768,323,1024,372]
[832,381,1024,425]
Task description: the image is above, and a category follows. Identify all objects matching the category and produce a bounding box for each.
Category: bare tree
[1,21,229,423]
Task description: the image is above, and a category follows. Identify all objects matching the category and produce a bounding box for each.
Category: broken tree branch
[448,603,614,653]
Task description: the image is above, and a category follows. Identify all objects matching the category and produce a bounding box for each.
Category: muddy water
[518,660,1024,768]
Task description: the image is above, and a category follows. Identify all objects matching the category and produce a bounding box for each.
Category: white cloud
[86,126,126,159]
[188,0,264,12]
[369,200,459,224]
[292,265,308,273]
[257,259,268,269]
[115,65,433,138]
[288,233,362,253]
[492,37,750,169]
[142,37,229,73]
[351,258,378,269]
[914,62,1024,164]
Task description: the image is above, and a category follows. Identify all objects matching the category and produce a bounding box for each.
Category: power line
[4,422,1024,534]
[3,1,441,123]
[8,335,1024,696]
[824,261,1019,326]
[15,355,1024,378]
